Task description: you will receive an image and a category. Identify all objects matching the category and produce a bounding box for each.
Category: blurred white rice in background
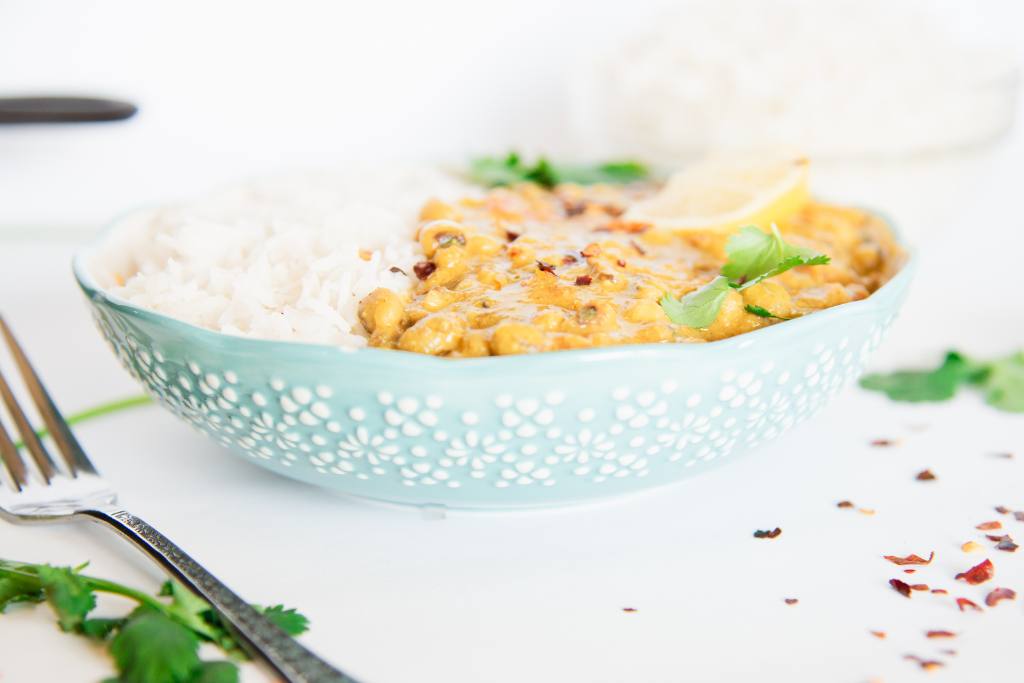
[89,167,472,347]
[574,0,1018,162]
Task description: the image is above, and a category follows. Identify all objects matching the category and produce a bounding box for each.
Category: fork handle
[80,509,357,683]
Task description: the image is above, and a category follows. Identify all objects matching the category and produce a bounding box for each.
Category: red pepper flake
[904,655,943,672]
[574,275,592,286]
[602,204,625,218]
[995,505,1011,514]
[984,587,1016,606]
[903,569,916,574]
[621,607,637,613]
[955,558,994,584]
[412,261,436,280]
[985,534,1018,551]
[783,598,798,605]
[910,584,929,591]
[562,254,578,265]
[836,500,854,508]
[858,508,876,516]
[883,552,934,566]
[931,588,948,595]
[505,230,520,242]
[956,597,982,612]
[976,520,1002,530]
[388,266,408,276]
[915,469,936,481]
[616,258,627,268]
[753,528,782,539]
[536,261,556,275]
[889,578,912,597]
[1016,511,1024,522]
[925,630,956,639]
[870,438,896,447]
[563,200,587,217]
[580,244,600,258]
[869,630,886,639]
[629,239,647,256]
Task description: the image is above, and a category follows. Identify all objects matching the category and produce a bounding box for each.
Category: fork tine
[0,364,57,483]
[0,317,97,477]
[0,416,28,491]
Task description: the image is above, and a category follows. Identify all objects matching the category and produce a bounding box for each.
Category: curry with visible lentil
[358,183,903,357]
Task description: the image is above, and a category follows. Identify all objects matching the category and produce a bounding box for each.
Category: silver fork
[0,317,357,683]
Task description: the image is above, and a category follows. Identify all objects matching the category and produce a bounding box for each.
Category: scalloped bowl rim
[72,208,914,372]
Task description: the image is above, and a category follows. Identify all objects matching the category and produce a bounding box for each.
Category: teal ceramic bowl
[73,234,913,508]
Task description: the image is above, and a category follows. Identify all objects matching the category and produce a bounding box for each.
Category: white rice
[89,166,474,347]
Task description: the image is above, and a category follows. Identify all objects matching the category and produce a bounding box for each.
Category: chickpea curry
[358,183,904,357]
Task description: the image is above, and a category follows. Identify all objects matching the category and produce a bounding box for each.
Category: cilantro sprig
[860,350,1024,412]
[659,225,830,328]
[0,559,308,683]
[468,152,648,188]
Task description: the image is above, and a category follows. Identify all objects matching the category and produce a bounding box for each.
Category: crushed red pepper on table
[961,541,982,553]
[955,559,994,584]
[870,439,897,447]
[784,598,799,605]
[621,607,637,613]
[984,587,1016,607]
[869,630,886,639]
[915,469,936,481]
[910,584,929,591]
[1016,511,1024,522]
[883,552,934,566]
[889,578,913,598]
[956,597,982,612]
[858,507,876,515]
[985,534,1018,552]
[904,655,944,672]
[925,630,956,639]
[995,505,1011,514]
[976,521,1002,530]
[753,528,782,539]
[903,569,916,574]
[837,500,854,508]
[931,588,948,595]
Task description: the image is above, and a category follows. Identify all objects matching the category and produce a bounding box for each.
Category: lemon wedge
[625,157,810,233]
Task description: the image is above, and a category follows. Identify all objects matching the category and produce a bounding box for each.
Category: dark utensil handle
[0,96,137,124]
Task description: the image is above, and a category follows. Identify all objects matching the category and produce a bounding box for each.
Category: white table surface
[1,146,1023,682]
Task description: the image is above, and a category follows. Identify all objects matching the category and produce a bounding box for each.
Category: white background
[1,1,1024,682]
[1,0,1024,233]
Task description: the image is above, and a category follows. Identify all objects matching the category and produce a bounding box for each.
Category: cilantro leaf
[258,604,310,636]
[860,351,983,403]
[982,352,1024,412]
[722,225,830,287]
[744,304,787,319]
[0,563,45,611]
[110,609,201,683]
[190,660,239,683]
[659,276,733,328]
[468,153,648,188]
[81,617,126,640]
[551,161,649,186]
[35,565,96,632]
[160,581,220,642]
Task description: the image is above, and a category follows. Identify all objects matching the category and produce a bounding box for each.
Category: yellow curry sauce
[358,183,904,356]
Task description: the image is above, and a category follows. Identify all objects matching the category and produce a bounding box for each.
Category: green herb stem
[13,394,152,450]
